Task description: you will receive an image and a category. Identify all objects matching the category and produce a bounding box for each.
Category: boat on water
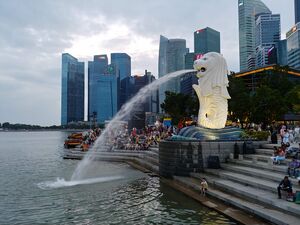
[64,129,100,151]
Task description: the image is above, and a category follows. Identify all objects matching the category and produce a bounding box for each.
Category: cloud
[0,0,295,125]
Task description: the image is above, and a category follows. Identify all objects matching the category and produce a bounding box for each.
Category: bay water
[0,131,237,225]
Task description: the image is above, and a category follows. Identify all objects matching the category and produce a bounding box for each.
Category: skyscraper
[277,39,288,66]
[295,0,300,24]
[287,23,300,69]
[184,53,195,69]
[158,35,188,111]
[111,53,131,109]
[88,55,118,123]
[238,0,271,71]
[129,71,158,129]
[111,53,131,81]
[194,27,220,54]
[61,53,84,125]
[255,13,280,68]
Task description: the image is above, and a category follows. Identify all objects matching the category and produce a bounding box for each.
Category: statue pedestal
[176,126,242,141]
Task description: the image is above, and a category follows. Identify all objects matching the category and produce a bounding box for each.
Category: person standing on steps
[277,176,293,199]
[200,178,208,196]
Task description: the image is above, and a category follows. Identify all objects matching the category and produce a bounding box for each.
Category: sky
[0,0,295,126]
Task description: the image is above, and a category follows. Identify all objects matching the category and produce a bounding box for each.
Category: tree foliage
[250,85,287,124]
[228,76,251,127]
[160,91,198,125]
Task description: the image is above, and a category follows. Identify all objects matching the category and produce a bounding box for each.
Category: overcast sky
[0,0,294,126]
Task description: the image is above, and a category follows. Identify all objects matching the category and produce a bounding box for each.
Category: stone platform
[159,140,264,178]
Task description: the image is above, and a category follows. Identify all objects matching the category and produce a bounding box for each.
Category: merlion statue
[192,52,230,129]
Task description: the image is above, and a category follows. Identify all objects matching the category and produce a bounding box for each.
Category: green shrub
[241,130,269,141]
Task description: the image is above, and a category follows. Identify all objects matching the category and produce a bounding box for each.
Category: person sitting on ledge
[277,176,293,199]
[271,146,286,164]
[287,158,300,178]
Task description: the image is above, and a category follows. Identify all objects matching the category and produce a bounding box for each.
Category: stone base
[159,140,264,178]
[176,126,242,141]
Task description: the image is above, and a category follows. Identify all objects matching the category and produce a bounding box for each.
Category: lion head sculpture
[193,52,230,99]
[192,52,230,129]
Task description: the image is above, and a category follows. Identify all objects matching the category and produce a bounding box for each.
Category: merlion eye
[200,67,206,72]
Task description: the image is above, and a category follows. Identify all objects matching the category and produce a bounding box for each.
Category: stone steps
[174,175,300,225]
[243,154,292,165]
[203,169,300,194]
[220,164,299,186]
[190,172,300,219]
[132,157,159,173]
[143,151,159,166]
[255,148,274,156]
[148,146,159,154]
[228,158,288,173]
[261,144,281,149]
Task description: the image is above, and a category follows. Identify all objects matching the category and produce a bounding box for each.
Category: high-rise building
[119,76,135,110]
[88,55,119,123]
[295,0,300,24]
[255,13,280,68]
[111,53,131,81]
[185,53,195,69]
[61,53,84,125]
[277,39,288,66]
[111,53,131,109]
[158,35,188,111]
[128,71,158,129]
[238,0,271,71]
[180,71,198,96]
[194,27,220,54]
[287,23,300,69]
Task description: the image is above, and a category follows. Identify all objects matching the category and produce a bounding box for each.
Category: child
[200,178,208,196]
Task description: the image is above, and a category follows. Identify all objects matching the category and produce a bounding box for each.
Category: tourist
[280,125,287,142]
[277,176,293,199]
[270,126,278,144]
[200,178,208,196]
[287,158,300,178]
[282,130,290,145]
[271,146,286,164]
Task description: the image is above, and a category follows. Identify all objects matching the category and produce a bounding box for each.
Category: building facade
[88,55,119,123]
[194,27,220,54]
[111,53,131,81]
[296,0,300,24]
[277,39,288,66]
[287,23,300,70]
[180,71,198,96]
[158,35,188,111]
[255,13,281,68]
[61,53,84,125]
[238,0,271,71]
[129,71,158,129]
[185,52,195,69]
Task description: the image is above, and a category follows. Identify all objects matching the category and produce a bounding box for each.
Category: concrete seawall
[159,140,266,178]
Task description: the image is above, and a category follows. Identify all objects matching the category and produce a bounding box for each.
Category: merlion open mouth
[197,67,206,73]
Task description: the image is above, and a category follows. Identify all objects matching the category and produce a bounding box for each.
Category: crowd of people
[109,123,175,151]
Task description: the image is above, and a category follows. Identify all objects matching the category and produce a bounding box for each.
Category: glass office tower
[88,55,118,123]
[238,0,271,71]
[111,53,131,81]
[255,13,280,68]
[158,35,188,112]
[111,53,131,109]
[287,23,300,69]
[61,53,84,125]
[194,27,220,54]
[277,39,288,66]
[295,0,300,24]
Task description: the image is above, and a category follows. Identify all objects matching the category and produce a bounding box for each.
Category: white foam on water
[37,176,124,190]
